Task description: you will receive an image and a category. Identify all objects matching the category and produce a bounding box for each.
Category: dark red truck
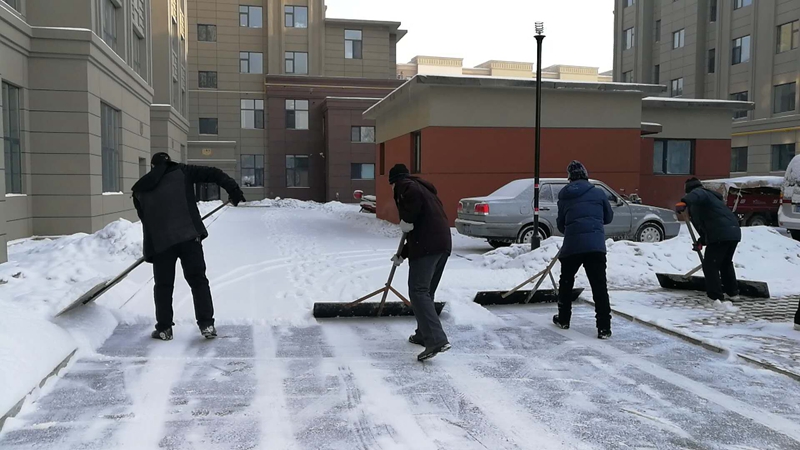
[701,177,784,227]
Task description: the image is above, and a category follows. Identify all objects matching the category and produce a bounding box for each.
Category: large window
[731,147,748,173]
[102,0,118,49]
[286,155,309,187]
[732,36,751,64]
[708,48,716,73]
[411,131,421,173]
[351,126,375,143]
[241,154,264,187]
[241,99,264,129]
[285,100,309,130]
[199,118,218,135]
[284,6,308,28]
[653,65,660,84]
[624,27,635,50]
[710,0,717,22]
[351,163,375,180]
[2,82,22,194]
[239,6,262,28]
[653,140,693,175]
[199,71,217,89]
[240,51,263,74]
[673,29,685,49]
[198,24,216,42]
[655,20,661,42]
[772,144,796,172]
[734,0,751,10]
[345,30,363,59]
[101,103,121,193]
[777,21,800,54]
[285,52,308,74]
[670,78,684,97]
[730,91,748,119]
[774,82,796,114]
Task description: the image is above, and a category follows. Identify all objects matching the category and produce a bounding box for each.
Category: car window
[551,184,567,202]
[490,179,533,198]
[539,184,553,203]
[597,185,618,203]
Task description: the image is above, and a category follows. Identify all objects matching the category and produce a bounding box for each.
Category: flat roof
[325,18,407,40]
[643,96,755,111]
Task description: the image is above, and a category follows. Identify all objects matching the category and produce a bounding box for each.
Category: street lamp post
[532,22,545,250]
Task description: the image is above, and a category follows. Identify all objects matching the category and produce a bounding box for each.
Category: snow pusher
[55,202,231,317]
[655,213,769,299]
[473,248,584,306]
[312,233,445,318]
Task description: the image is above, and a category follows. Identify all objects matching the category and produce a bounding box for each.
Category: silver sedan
[455,178,680,248]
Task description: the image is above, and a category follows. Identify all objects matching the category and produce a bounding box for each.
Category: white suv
[778,154,800,241]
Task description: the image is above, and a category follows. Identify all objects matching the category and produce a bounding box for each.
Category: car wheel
[518,225,548,244]
[636,222,664,243]
[488,240,511,249]
[791,230,800,242]
[746,214,768,227]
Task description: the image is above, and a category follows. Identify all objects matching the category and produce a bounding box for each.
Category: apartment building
[613,0,800,177]
[186,0,405,202]
[397,56,614,82]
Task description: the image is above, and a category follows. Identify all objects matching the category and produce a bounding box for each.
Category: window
[653,65,660,84]
[777,21,800,54]
[345,30,363,59]
[199,71,217,88]
[284,6,308,28]
[734,0,751,10]
[101,103,121,192]
[285,100,309,130]
[625,0,634,6]
[673,29,685,49]
[351,163,375,180]
[241,99,264,129]
[198,24,216,42]
[655,20,661,42]
[773,82,796,114]
[286,155,309,187]
[284,52,308,74]
[240,51,263,74]
[731,147,748,172]
[132,34,144,76]
[2,0,18,11]
[624,27,635,50]
[622,71,633,83]
[730,91,749,119]
[2,82,22,194]
[199,118,218,135]
[102,0,118,49]
[732,35,751,64]
[351,126,375,143]
[239,6,262,28]
[710,0,717,22]
[670,78,684,97]
[411,131,421,173]
[772,144,796,171]
[653,140,693,175]
[708,48,716,73]
[241,154,264,187]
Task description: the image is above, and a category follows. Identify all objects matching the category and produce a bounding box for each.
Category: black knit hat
[567,160,589,181]
[151,152,171,166]
[685,177,703,194]
[389,164,410,184]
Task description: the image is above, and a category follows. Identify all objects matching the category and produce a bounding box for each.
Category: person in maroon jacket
[389,164,452,361]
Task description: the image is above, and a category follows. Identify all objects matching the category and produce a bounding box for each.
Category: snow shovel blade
[473,288,583,306]
[655,273,770,299]
[55,279,112,316]
[312,302,446,319]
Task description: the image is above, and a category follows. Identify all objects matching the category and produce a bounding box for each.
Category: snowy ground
[2,201,800,449]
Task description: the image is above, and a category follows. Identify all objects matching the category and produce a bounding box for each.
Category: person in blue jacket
[553,161,614,339]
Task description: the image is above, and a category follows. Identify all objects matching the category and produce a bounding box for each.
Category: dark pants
[408,252,449,348]
[702,241,739,301]
[558,252,611,330]
[152,239,214,331]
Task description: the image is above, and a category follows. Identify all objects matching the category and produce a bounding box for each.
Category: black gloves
[229,189,246,206]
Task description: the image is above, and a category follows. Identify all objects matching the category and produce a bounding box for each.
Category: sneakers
[408,334,425,347]
[201,325,217,339]
[552,315,570,330]
[417,342,451,362]
[151,328,173,341]
[598,329,612,340]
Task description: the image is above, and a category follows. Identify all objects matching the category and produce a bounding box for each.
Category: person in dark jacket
[679,177,742,301]
[132,152,245,341]
[389,164,452,361]
[553,161,614,339]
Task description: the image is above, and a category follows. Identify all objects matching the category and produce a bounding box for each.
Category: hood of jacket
[559,179,594,201]
[132,162,179,193]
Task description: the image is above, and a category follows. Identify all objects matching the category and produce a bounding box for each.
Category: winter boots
[418,342,451,362]
[553,315,570,330]
[408,334,425,346]
[598,329,612,340]
[553,314,612,339]
[201,325,218,339]
[151,328,173,341]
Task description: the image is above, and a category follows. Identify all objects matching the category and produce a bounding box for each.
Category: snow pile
[246,197,322,209]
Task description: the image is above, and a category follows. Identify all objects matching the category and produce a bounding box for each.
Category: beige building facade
[613,0,800,177]
[397,56,614,82]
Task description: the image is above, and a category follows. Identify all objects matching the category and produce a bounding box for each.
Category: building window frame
[285,99,309,130]
[284,51,308,74]
[351,126,375,143]
[102,0,118,50]
[710,0,717,22]
[345,29,363,59]
[286,154,309,187]
[241,99,264,129]
[672,29,685,49]
[284,5,308,28]
[239,5,263,28]
[241,154,264,187]
[730,91,749,119]
[623,27,635,50]
[653,139,694,175]
[2,82,22,194]
[772,144,796,172]
[731,147,748,173]
[411,131,421,174]
[731,35,751,64]
[101,103,121,193]
[733,0,752,10]
[198,71,217,89]
[351,163,375,180]
[197,24,217,42]
[655,20,661,42]
[653,65,660,85]
[708,48,716,73]
[240,51,263,74]
[777,20,800,54]
[2,0,19,12]
[773,82,797,115]
[199,118,218,135]
[622,70,633,83]
[670,78,684,97]
[624,0,635,7]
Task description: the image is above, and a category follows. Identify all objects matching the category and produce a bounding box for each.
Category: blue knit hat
[567,160,588,181]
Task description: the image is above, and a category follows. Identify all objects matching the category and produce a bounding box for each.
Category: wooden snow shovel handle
[682,216,704,265]
[376,233,410,316]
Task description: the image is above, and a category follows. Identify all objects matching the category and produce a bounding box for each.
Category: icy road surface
[2,205,800,450]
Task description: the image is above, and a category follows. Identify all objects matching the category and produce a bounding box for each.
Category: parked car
[353,190,376,213]
[778,154,800,241]
[455,178,681,248]
[701,176,784,227]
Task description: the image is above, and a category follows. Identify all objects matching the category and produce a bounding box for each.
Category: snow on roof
[701,176,784,196]
[786,154,800,186]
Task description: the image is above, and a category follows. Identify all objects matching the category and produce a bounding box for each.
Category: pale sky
[325,0,615,72]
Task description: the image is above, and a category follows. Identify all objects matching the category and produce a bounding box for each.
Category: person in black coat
[389,164,452,361]
[679,177,742,301]
[553,161,614,339]
[132,152,245,341]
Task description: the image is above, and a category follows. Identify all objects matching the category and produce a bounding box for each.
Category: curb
[581,299,800,383]
[0,349,77,431]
